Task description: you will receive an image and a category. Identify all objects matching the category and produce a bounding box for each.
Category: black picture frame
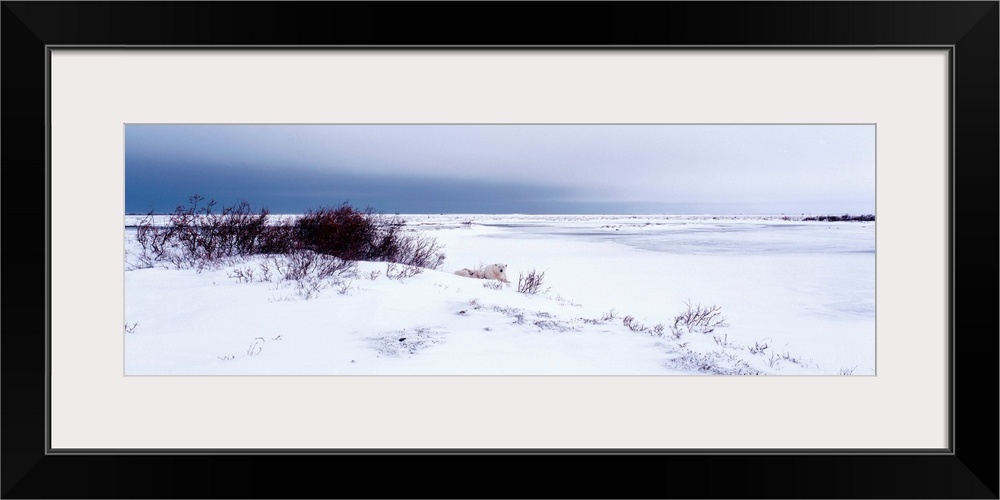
[3,2,996,498]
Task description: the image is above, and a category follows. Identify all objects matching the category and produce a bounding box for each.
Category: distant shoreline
[125,212,876,219]
[124,212,875,229]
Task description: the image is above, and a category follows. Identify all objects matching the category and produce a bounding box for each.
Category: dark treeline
[801,214,875,222]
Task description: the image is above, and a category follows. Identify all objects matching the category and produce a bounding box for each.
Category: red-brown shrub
[134,197,445,270]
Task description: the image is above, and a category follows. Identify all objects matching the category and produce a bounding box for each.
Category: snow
[124,214,875,376]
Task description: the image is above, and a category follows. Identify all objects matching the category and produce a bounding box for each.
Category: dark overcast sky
[125,124,875,215]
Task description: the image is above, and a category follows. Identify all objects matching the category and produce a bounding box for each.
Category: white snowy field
[124,214,875,376]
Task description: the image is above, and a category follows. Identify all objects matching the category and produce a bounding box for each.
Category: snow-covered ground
[124,214,875,376]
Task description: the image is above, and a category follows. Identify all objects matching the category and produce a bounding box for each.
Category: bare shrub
[246,337,265,356]
[767,352,780,368]
[133,195,275,267]
[779,351,806,366]
[256,220,296,254]
[532,318,580,333]
[747,341,769,355]
[134,212,171,263]
[517,269,549,294]
[582,309,618,325]
[257,261,274,282]
[133,197,446,272]
[260,250,357,299]
[668,300,729,339]
[385,262,423,280]
[294,203,445,269]
[167,195,270,262]
[211,199,270,256]
[227,266,259,283]
[272,250,355,282]
[124,246,155,270]
[712,333,731,348]
[292,278,324,300]
[294,203,382,261]
[392,230,446,269]
[482,280,504,290]
[667,350,765,375]
[622,315,649,333]
[620,315,666,336]
[764,350,808,369]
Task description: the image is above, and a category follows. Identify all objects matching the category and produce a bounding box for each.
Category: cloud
[126,124,875,214]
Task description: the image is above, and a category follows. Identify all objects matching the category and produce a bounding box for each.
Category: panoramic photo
[124,124,875,376]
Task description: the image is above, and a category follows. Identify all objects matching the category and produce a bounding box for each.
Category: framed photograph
[4,2,996,498]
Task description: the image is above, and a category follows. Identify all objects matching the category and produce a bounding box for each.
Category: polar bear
[454,268,480,278]
[481,263,509,283]
[454,263,508,282]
